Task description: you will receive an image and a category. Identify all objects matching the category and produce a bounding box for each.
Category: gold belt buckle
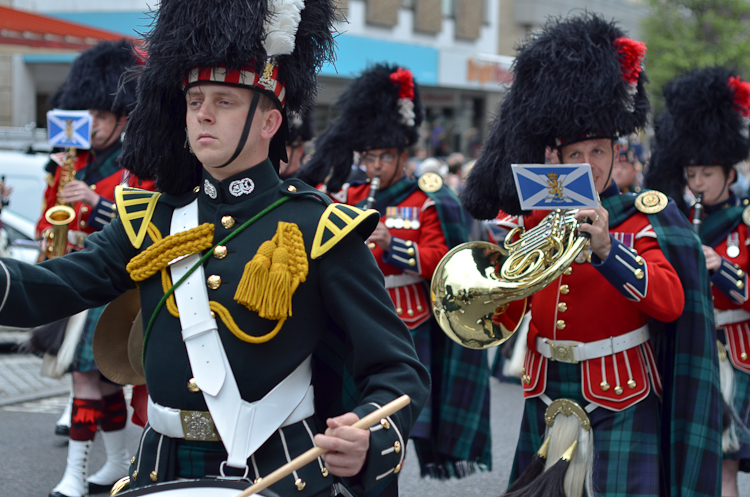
[180,410,221,442]
[549,342,578,364]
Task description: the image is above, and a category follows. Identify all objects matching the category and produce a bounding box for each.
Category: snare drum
[118,479,281,497]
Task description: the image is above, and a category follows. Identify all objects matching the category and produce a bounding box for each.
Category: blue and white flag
[47,110,92,150]
[511,163,598,210]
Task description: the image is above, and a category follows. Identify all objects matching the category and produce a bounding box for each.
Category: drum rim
[121,478,280,496]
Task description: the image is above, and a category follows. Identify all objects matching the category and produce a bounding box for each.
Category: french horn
[430,209,588,349]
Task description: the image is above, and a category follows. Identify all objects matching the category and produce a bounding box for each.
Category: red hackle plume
[729,76,750,117]
[390,67,415,100]
[613,37,646,85]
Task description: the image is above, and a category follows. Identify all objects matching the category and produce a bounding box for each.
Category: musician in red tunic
[299,64,492,479]
[644,67,750,497]
[462,14,721,497]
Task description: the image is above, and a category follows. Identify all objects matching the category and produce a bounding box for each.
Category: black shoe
[55,425,70,436]
[87,482,114,494]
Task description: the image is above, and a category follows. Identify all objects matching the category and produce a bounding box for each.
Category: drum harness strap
[147,199,315,472]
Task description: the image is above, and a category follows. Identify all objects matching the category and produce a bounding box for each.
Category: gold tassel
[262,246,291,320]
[234,240,276,311]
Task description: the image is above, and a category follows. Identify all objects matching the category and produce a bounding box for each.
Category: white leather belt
[147,365,315,441]
[384,273,422,289]
[169,200,314,469]
[716,308,750,327]
[536,325,650,364]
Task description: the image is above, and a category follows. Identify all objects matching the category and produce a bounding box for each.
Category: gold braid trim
[209,301,283,344]
[127,223,214,282]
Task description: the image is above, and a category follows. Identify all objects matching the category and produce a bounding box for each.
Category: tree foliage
[643,0,750,113]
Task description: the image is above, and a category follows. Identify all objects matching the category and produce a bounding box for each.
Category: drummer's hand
[702,245,722,272]
[575,205,611,260]
[366,222,392,251]
[314,412,369,477]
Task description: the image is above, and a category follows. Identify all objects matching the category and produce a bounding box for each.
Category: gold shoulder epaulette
[115,185,162,249]
[742,205,750,227]
[311,204,379,259]
[634,190,668,214]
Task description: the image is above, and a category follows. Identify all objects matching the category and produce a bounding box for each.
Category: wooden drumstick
[236,395,411,497]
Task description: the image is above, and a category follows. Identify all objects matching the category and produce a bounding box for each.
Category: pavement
[0,350,70,406]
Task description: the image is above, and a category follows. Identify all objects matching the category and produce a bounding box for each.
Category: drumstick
[236,395,411,497]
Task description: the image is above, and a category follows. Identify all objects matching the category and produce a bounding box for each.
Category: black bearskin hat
[644,67,750,213]
[287,110,314,147]
[298,63,424,193]
[120,0,337,196]
[462,13,649,218]
[52,39,138,116]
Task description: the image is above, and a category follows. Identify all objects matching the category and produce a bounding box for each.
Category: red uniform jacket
[331,181,449,329]
[499,205,685,411]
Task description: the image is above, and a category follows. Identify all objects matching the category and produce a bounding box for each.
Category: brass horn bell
[430,210,587,350]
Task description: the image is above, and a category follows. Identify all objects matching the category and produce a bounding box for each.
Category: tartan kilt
[510,360,661,497]
[70,304,106,373]
[726,364,750,471]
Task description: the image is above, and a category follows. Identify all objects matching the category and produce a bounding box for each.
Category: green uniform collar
[200,158,281,205]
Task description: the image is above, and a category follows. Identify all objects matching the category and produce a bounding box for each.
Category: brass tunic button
[90,184,96,191]
[627,379,637,389]
[635,256,644,266]
[407,309,415,317]
[563,267,573,276]
[417,305,423,312]
[557,302,567,313]
[287,185,297,193]
[737,280,745,290]
[79,220,87,228]
[634,269,644,280]
[405,240,413,247]
[132,470,138,480]
[738,270,745,278]
[408,258,416,267]
[368,242,376,250]
[221,216,235,229]
[600,381,610,391]
[295,479,306,491]
[130,456,135,465]
[396,307,403,315]
[394,441,401,453]
[207,275,222,290]
[213,245,228,259]
[556,320,566,330]
[321,467,329,477]
[187,378,200,393]
[193,186,200,193]
[614,385,624,395]
[407,247,416,256]
[560,284,570,295]
[80,206,89,214]
[380,418,390,430]
[394,463,402,474]
[150,471,158,482]
[210,311,216,319]
[742,352,748,361]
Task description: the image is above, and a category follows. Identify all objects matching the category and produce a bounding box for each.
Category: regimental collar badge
[229,177,255,197]
[204,179,217,199]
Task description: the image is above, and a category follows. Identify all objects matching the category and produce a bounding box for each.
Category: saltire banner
[47,110,92,149]
[511,163,598,210]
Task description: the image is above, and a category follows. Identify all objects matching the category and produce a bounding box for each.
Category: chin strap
[215,92,261,169]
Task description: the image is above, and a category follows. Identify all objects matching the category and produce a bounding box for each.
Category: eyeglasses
[361,152,398,165]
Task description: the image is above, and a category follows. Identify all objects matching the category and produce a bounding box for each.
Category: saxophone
[43,148,78,259]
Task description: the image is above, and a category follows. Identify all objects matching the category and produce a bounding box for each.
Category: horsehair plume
[390,67,416,126]
[543,413,594,497]
[613,37,646,85]
[264,0,305,57]
[729,75,750,117]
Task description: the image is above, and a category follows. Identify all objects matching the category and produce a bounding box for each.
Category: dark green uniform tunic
[0,159,430,497]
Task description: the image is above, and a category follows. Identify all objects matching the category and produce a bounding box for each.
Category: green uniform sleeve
[317,229,430,491]
[0,218,137,327]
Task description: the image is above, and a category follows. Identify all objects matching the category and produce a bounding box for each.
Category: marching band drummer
[644,67,750,497]
[0,1,430,497]
[461,14,721,497]
[38,39,145,497]
[299,64,492,480]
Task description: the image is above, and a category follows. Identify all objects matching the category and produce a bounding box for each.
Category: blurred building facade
[0,0,646,157]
